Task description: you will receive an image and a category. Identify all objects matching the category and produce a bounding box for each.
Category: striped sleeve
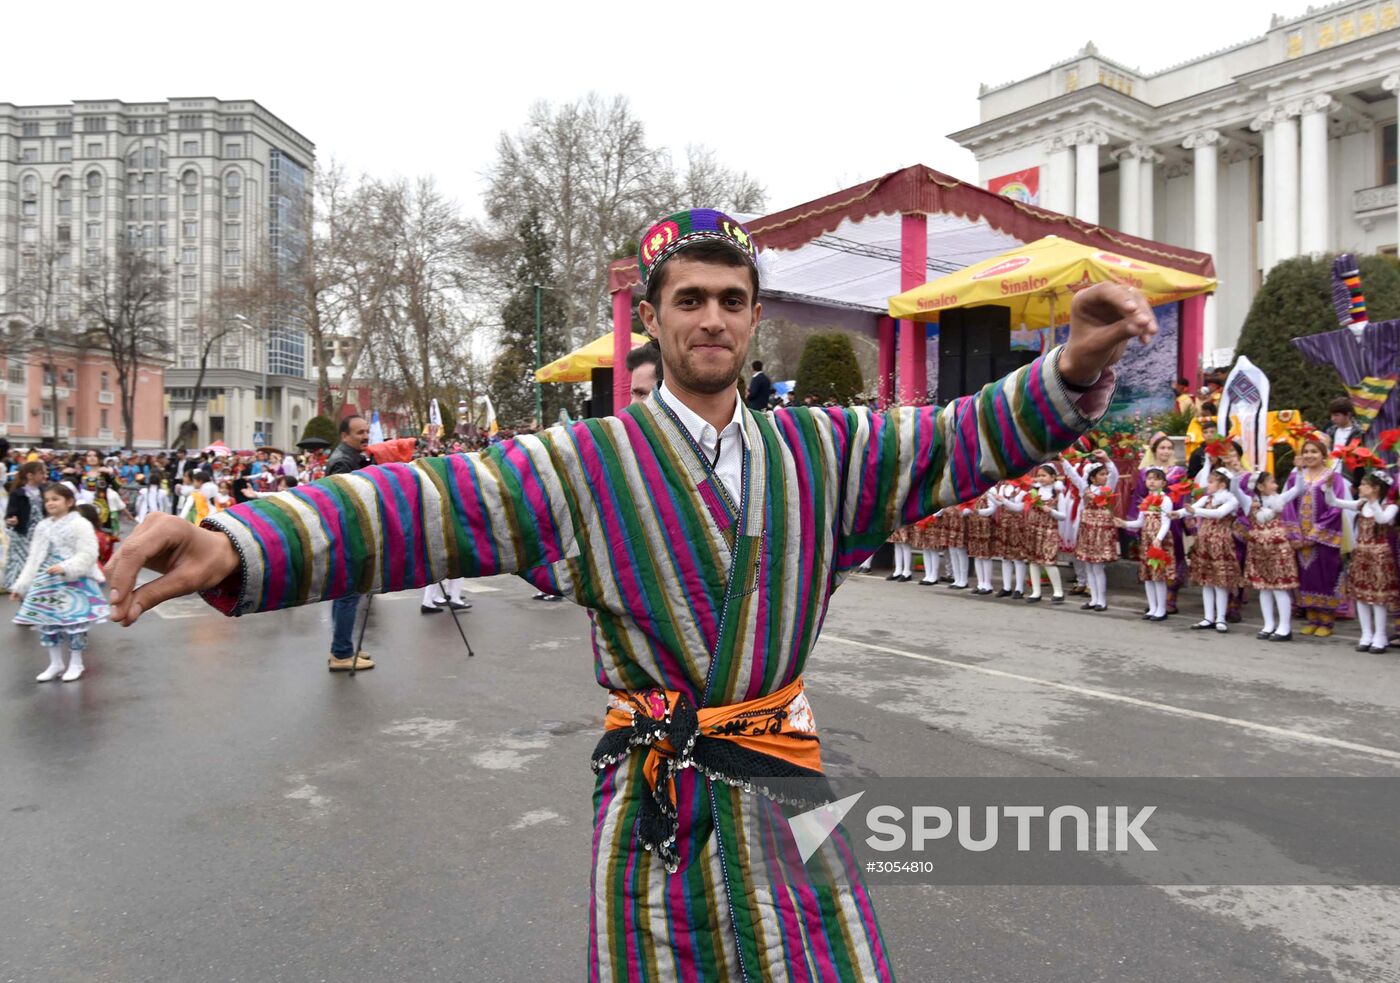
[831,346,1114,566]
[199,428,587,616]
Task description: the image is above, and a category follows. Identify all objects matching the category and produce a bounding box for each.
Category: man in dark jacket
[326,415,374,671]
[746,360,773,412]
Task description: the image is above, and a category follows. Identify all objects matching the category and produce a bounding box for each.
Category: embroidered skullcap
[1368,468,1395,486]
[1211,467,1231,482]
[637,209,759,286]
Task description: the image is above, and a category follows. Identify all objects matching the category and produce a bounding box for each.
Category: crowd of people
[872,396,1400,652]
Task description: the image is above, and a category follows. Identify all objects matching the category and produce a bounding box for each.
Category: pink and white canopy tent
[606,164,1215,413]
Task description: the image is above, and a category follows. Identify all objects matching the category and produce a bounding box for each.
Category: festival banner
[987,167,1040,206]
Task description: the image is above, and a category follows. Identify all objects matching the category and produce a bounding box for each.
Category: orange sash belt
[591,675,824,872]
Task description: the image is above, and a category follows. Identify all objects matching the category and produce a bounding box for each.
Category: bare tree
[6,235,81,445]
[478,94,766,365]
[79,245,170,449]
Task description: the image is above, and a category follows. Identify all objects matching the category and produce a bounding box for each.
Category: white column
[1043,136,1075,214]
[1272,104,1301,261]
[1184,130,1222,356]
[1299,95,1335,255]
[1385,74,1400,242]
[1073,128,1108,224]
[1113,145,1142,235]
[1251,110,1275,271]
[1139,149,1161,239]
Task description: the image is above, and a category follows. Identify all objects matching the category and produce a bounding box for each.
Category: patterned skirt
[1023,507,1061,565]
[888,523,916,546]
[941,514,967,551]
[992,514,1024,562]
[1349,542,1400,606]
[1244,522,1299,591]
[2,527,32,590]
[966,514,996,559]
[1137,514,1176,584]
[1189,517,1242,589]
[13,568,110,629]
[1074,507,1118,564]
[908,521,940,551]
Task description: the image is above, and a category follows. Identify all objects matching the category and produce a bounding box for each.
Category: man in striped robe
[107,209,1156,981]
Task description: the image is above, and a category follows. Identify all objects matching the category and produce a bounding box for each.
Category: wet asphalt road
[3,570,1399,982]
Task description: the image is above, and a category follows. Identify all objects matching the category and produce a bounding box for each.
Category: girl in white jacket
[9,483,110,682]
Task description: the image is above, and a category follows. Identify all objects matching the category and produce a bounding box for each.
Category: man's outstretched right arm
[108,429,591,625]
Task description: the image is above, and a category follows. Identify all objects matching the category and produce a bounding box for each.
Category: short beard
[654,316,741,395]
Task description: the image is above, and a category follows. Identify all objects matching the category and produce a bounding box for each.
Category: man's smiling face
[640,255,760,397]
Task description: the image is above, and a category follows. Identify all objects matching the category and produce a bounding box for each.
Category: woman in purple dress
[1129,434,1187,613]
[1282,436,1352,637]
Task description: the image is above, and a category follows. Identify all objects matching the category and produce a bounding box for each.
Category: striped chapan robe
[201,348,1113,982]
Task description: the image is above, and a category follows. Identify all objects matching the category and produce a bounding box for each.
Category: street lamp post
[233,313,268,447]
[534,284,542,427]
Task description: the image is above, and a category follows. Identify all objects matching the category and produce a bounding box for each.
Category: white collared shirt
[657,381,750,507]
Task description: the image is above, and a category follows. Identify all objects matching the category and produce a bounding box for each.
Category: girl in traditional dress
[1114,466,1174,621]
[1065,452,1120,611]
[991,479,1027,598]
[1185,467,1242,633]
[886,524,916,582]
[1236,471,1305,642]
[1282,436,1352,637]
[994,465,1067,604]
[963,494,998,595]
[1325,471,1400,653]
[9,482,109,682]
[1132,435,1189,613]
[3,461,46,591]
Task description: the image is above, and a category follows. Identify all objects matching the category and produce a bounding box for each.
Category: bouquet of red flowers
[1145,544,1171,573]
[1378,429,1400,453]
[1285,419,1323,447]
[1204,438,1234,459]
[1139,492,1166,512]
[1331,438,1383,471]
[1088,487,1115,508]
[1166,478,1203,505]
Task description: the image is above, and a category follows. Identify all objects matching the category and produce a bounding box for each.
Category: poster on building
[987,167,1040,205]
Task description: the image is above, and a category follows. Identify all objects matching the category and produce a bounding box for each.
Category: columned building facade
[0,98,316,449]
[950,1,1400,368]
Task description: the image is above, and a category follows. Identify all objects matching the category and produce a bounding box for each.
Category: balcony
[53,386,71,400]
[97,427,113,441]
[98,390,115,404]
[1354,184,1397,231]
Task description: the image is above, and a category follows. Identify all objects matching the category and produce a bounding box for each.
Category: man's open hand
[1060,282,1159,386]
[105,513,240,626]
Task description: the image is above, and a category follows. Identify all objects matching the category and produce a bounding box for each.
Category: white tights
[1084,563,1107,607]
[949,547,969,587]
[1200,586,1229,626]
[893,543,913,578]
[1257,590,1294,637]
[975,557,994,591]
[1027,563,1063,599]
[423,578,465,606]
[1144,580,1168,617]
[1357,602,1390,649]
[921,549,942,584]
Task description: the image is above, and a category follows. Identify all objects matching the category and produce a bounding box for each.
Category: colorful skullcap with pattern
[637,209,759,286]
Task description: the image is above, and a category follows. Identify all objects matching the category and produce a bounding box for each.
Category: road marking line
[819,633,1400,763]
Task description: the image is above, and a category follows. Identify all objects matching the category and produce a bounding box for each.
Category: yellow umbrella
[535,330,651,383]
[888,235,1216,327]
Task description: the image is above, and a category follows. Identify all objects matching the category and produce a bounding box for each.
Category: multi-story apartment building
[0,98,316,449]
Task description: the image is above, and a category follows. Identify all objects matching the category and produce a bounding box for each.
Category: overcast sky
[10,1,1287,218]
